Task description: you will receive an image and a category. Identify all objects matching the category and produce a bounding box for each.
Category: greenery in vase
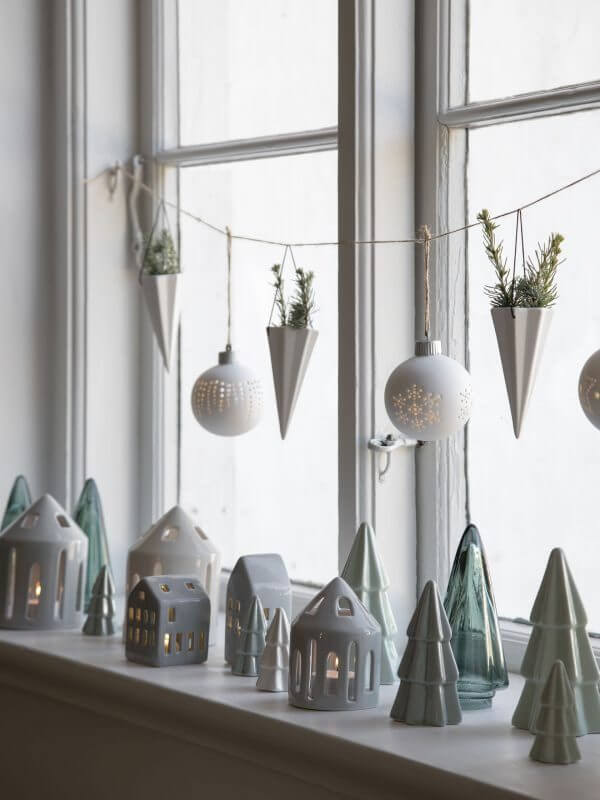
[270,263,316,328]
[143,228,179,275]
[478,208,564,308]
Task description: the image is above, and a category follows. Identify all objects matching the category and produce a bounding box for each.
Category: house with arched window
[0,494,88,630]
[289,576,381,711]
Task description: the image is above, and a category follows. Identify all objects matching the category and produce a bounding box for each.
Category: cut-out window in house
[184,582,195,590]
[56,514,70,528]
[150,610,156,625]
[347,642,357,701]
[127,626,133,641]
[306,596,325,616]
[55,550,66,619]
[137,590,146,601]
[168,607,176,622]
[226,614,233,629]
[142,629,148,646]
[153,561,163,576]
[188,632,194,651]
[228,597,233,610]
[143,609,148,624]
[135,607,142,622]
[308,639,317,700]
[76,562,84,611]
[325,652,339,695]
[365,650,374,692]
[150,630,156,646]
[198,631,205,651]
[175,632,183,653]
[195,526,208,541]
[236,600,241,612]
[161,527,179,542]
[134,627,140,644]
[128,606,134,621]
[205,562,212,591]
[164,633,171,654]
[21,512,39,530]
[293,650,302,694]
[337,597,353,616]
[26,563,42,620]
[160,583,170,593]
[5,548,16,620]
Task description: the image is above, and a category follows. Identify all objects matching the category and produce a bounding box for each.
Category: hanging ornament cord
[138,199,175,285]
[419,224,432,339]
[268,244,291,327]
[510,209,526,316]
[226,226,233,350]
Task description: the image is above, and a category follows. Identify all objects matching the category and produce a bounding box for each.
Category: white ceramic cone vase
[141,272,182,371]
[491,307,553,438]
[266,326,318,439]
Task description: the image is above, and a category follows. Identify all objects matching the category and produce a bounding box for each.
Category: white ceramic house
[0,494,88,630]
[126,505,221,640]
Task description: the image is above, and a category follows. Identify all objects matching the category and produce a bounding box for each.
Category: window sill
[0,619,598,800]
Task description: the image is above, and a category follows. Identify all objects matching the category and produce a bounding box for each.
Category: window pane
[467,0,600,103]
[466,110,600,630]
[178,0,338,144]
[179,150,337,584]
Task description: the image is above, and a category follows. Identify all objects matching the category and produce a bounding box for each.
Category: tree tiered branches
[530,660,581,765]
[232,595,267,677]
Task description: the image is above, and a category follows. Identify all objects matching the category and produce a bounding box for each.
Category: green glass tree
[1,475,32,530]
[73,478,112,612]
[341,522,398,683]
[443,524,508,709]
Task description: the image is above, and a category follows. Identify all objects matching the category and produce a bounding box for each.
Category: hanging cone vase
[491,307,552,438]
[266,326,318,439]
[141,272,181,371]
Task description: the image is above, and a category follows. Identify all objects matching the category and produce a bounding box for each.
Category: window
[420,1,600,640]
[55,550,66,620]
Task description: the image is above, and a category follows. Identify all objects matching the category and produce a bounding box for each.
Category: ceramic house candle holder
[125,575,210,667]
[289,576,382,711]
[126,505,221,642]
[225,553,291,664]
[0,494,88,630]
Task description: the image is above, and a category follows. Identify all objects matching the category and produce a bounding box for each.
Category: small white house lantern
[126,506,221,642]
[289,577,382,711]
[0,494,88,630]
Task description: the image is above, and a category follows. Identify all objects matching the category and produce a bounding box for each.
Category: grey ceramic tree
[391,580,461,727]
[513,548,600,736]
[444,524,508,708]
[73,478,112,612]
[82,565,115,636]
[530,660,581,765]
[341,522,398,684]
[257,607,290,692]
[1,475,32,530]
[232,595,267,677]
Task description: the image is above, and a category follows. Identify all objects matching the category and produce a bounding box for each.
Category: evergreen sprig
[143,228,179,275]
[478,208,564,308]
[271,263,288,325]
[269,264,317,328]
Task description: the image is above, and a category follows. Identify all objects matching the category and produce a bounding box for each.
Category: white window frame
[418,0,600,669]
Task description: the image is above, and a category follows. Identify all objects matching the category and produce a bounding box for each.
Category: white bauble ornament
[578,348,600,431]
[191,347,263,436]
[384,340,472,441]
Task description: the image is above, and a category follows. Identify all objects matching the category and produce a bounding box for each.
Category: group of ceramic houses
[0,475,598,765]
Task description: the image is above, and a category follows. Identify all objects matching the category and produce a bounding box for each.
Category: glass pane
[466,109,600,631]
[178,0,338,144]
[467,0,600,103]
[179,150,338,584]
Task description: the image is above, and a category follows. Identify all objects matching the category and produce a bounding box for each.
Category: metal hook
[368,434,421,483]
[128,154,144,278]
[108,160,121,198]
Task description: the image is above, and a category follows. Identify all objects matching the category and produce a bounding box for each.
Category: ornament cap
[218,347,236,365]
[415,339,442,356]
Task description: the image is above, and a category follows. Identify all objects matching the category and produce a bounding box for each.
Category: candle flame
[34,582,42,597]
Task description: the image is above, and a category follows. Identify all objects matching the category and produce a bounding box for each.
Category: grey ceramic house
[125,575,210,667]
[225,553,291,664]
[289,576,382,711]
[0,494,88,630]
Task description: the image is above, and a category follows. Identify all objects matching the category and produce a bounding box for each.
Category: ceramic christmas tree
[232,595,267,677]
[513,548,600,736]
[1,475,32,530]
[443,524,508,708]
[530,660,581,765]
[391,580,461,726]
[73,478,112,612]
[82,566,115,636]
[341,521,398,684]
[256,607,290,692]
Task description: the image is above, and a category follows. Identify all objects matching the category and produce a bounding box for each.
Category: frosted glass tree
[513,548,600,735]
[444,524,508,709]
[391,580,461,726]
[232,595,267,677]
[1,475,32,530]
[73,478,112,612]
[341,521,398,684]
[83,565,116,636]
[530,660,581,765]
[256,608,290,692]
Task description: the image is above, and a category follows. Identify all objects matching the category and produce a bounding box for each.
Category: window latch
[368,434,421,483]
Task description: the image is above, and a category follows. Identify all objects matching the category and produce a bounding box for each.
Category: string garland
[84,159,600,249]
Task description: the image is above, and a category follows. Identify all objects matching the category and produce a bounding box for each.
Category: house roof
[131,575,210,608]
[294,577,380,634]
[0,494,87,545]
[129,505,219,561]
[229,553,291,596]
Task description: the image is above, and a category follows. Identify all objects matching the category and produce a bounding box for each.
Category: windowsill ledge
[0,622,599,800]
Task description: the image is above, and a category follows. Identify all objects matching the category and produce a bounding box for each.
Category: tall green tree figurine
[73,478,112,612]
[1,475,32,530]
[341,522,398,683]
[232,595,267,677]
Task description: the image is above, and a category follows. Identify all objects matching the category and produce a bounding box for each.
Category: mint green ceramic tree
[1,475,32,530]
[73,479,112,612]
[444,524,508,709]
[530,660,581,765]
[341,522,398,684]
